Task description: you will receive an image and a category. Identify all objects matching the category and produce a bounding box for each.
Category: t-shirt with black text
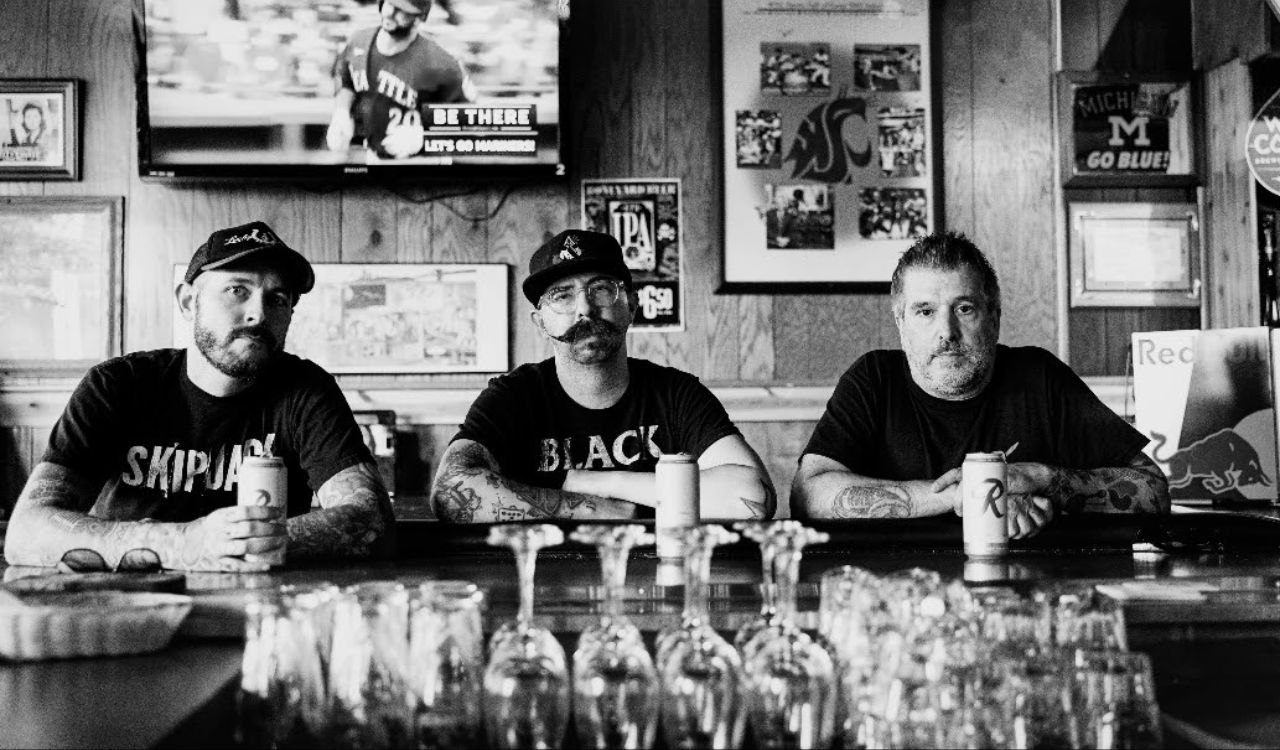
[43,349,372,522]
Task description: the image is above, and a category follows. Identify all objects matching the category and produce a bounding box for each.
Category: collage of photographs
[735,43,928,252]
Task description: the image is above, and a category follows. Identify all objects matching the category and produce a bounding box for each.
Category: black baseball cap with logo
[522,229,633,304]
[184,221,316,295]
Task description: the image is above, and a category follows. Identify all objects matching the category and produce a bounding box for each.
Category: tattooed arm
[4,461,283,572]
[287,461,396,559]
[791,453,958,520]
[430,439,638,523]
[1028,452,1169,514]
[564,434,777,520]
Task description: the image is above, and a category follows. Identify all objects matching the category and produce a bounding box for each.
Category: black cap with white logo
[185,221,315,295]
[522,229,632,304]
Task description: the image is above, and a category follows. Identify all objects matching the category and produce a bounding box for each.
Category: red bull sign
[1132,327,1279,505]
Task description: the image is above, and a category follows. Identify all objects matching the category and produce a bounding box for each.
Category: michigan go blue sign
[1247,88,1280,197]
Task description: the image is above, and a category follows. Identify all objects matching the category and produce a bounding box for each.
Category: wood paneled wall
[0,0,1188,508]
[1060,0,1202,376]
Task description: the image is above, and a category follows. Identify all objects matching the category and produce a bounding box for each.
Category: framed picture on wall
[0,197,123,373]
[1068,201,1201,307]
[1057,72,1195,187]
[0,79,80,181]
[173,263,510,375]
[718,0,935,293]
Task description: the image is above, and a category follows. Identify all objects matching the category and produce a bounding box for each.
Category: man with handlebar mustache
[430,229,776,523]
[791,230,1169,537]
[5,221,395,572]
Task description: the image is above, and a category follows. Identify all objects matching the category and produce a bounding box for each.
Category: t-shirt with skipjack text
[43,349,372,523]
[803,345,1148,485]
[453,358,741,516]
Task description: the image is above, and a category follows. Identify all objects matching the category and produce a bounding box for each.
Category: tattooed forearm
[429,440,633,522]
[6,462,273,572]
[832,485,912,518]
[298,462,395,558]
[1046,454,1169,514]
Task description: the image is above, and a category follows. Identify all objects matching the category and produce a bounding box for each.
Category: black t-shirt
[43,349,372,522]
[804,345,1148,480]
[453,358,741,515]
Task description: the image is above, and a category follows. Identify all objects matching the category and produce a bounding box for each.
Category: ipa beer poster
[722,0,933,286]
[581,178,683,331]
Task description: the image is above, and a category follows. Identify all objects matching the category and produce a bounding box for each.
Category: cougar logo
[784,89,872,182]
[559,234,580,260]
[225,228,276,246]
[1152,429,1273,495]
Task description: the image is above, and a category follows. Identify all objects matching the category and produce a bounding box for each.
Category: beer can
[961,451,1008,558]
[238,455,288,566]
[655,453,699,560]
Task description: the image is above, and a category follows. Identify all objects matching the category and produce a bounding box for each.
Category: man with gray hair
[791,231,1168,536]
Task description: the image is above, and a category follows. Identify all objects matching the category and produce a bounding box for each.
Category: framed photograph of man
[0,79,79,180]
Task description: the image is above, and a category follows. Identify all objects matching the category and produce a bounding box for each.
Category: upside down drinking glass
[483,524,571,750]
[570,524,660,750]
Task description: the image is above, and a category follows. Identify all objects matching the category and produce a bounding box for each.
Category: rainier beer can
[238,455,288,566]
[962,451,1008,558]
[655,453,699,560]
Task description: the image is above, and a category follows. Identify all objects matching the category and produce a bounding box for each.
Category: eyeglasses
[539,279,625,314]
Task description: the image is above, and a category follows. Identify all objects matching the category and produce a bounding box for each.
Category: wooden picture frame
[0,197,123,373]
[1057,71,1195,188]
[174,263,511,375]
[0,79,80,181]
[717,0,935,293]
[1068,201,1201,307]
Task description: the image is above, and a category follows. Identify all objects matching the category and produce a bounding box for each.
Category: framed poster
[0,197,122,373]
[582,178,683,331]
[174,263,509,374]
[0,79,79,180]
[1057,72,1195,187]
[719,0,934,293]
[1068,202,1201,307]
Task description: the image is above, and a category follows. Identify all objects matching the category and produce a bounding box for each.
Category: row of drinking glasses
[819,564,1162,749]
[235,520,1162,749]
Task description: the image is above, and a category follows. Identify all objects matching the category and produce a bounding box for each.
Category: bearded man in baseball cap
[4,221,395,574]
[430,229,777,524]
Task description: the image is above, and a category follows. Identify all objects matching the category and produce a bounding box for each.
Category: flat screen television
[136,0,567,183]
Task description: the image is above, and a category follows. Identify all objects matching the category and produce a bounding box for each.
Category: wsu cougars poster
[721,0,933,286]
[581,178,683,331]
[1132,328,1278,505]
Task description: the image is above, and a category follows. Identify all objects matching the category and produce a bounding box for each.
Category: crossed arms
[3,460,395,572]
[791,451,1169,536]
[430,434,777,523]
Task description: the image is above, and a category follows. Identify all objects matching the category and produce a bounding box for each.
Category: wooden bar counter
[3,511,1280,748]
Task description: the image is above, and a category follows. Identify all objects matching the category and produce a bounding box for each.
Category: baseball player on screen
[326,0,476,159]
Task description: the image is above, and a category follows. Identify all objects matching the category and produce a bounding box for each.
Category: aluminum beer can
[655,453,699,560]
[238,455,288,566]
[962,451,1008,558]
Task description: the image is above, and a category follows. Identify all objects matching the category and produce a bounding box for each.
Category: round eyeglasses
[539,279,625,314]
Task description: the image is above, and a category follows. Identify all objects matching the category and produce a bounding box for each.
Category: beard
[906,339,996,399]
[381,14,417,38]
[193,318,281,379]
[555,317,625,365]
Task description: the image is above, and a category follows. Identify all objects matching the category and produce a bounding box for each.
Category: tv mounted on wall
[136,0,567,183]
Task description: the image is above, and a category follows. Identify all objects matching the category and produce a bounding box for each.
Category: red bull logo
[1152,429,1273,497]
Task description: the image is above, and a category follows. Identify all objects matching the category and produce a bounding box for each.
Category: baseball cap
[185,221,316,295]
[522,229,633,304]
[384,0,432,15]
